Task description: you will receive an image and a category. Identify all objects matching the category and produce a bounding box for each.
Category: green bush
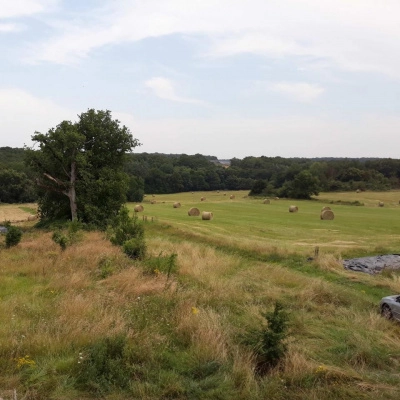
[51,220,83,250]
[109,206,146,260]
[5,224,23,248]
[123,237,146,260]
[109,207,144,246]
[52,231,68,251]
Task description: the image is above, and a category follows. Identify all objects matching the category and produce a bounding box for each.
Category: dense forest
[1,146,400,203]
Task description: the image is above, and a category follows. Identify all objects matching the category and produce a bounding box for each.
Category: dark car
[380,295,400,321]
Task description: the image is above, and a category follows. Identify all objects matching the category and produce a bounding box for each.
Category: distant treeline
[1,146,400,203]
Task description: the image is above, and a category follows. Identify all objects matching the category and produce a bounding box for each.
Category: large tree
[280,170,320,199]
[25,109,140,227]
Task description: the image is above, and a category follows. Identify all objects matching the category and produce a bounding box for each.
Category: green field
[131,190,400,256]
[1,191,400,399]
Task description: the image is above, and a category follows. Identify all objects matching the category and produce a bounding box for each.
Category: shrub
[123,237,146,260]
[246,302,289,375]
[52,231,68,251]
[5,224,23,248]
[52,220,83,250]
[109,207,144,246]
[109,206,146,260]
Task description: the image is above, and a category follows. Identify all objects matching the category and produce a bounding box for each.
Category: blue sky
[1,0,400,159]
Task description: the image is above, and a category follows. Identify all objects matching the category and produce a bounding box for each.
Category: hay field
[130,190,400,256]
[0,203,37,224]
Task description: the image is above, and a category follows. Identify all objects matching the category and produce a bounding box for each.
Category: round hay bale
[320,210,334,220]
[274,197,280,200]
[201,197,206,201]
[217,190,220,193]
[27,215,38,221]
[230,195,235,200]
[223,193,226,196]
[150,200,157,204]
[133,204,144,212]
[263,199,270,204]
[356,189,360,193]
[202,211,213,220]
[378,201,384,207]
[289,205,298,213]
[188,207,200,216]
[321,206,331,212]
[173,202,181,208]
[152,194,155,197]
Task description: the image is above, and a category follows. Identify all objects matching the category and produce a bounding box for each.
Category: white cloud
[0,0,56,18]
[0,23,22,32]
[25,0,400,79]
[145,77,204,105]
[270,82,325,103]
[0,88,76,147]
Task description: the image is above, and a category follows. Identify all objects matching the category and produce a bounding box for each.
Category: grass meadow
[1,191,400,399]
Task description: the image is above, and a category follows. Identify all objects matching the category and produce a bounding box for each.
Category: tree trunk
[69,161,78,221]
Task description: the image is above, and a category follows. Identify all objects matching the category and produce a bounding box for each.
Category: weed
[143,252,178,277]
[15,355,36,368]
[97,257,115,279]
[75,335,133,395]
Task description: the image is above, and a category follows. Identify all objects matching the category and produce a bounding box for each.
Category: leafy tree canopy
[25,109,140,228]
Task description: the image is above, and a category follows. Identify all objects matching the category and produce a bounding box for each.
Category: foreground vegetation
[1,191,400,399]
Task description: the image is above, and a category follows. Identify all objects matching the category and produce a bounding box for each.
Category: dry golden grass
[105,267,177,298]
[298,279,352,308]
[282,344,319,377]
[0,203,37,223]
[176,303,229,363]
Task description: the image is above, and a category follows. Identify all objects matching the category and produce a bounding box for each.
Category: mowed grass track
[128,190,400,256]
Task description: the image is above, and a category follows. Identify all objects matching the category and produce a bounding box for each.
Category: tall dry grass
[2,213,400,398]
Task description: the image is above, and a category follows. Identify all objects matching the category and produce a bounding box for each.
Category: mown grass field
[1,191,400,399]
[134,190,400,256]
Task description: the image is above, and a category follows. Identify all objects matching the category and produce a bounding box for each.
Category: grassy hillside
[1,191,400,399]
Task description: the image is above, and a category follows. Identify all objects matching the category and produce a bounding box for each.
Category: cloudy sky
[1,0,400,159]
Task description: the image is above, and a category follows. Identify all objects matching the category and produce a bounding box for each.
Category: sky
[1,0,400,159]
